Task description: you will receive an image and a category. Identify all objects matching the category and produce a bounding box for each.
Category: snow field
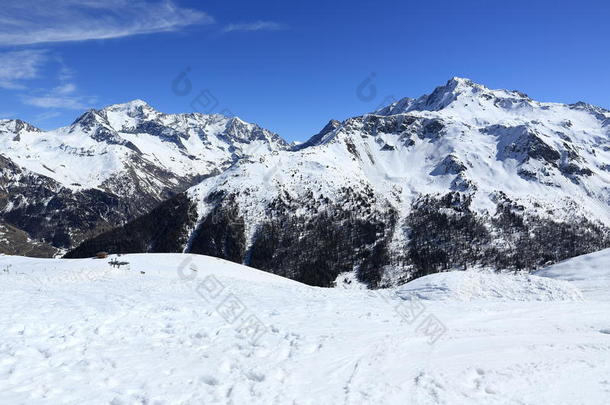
[0,252,609,404]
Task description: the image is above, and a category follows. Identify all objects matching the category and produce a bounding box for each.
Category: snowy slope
[396,270,584,302]
[1,252,609,404]
[535,248,610,301]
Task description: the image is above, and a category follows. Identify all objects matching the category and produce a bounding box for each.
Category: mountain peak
[296,119,342,150]
[446,76,476,88]
[0,119,41,134]
[420,77,487,109]
[102,99,155,114]
[373,77,486,115]
[126,99,149,107]
[71,109,107,128]
[112,99,150,108]
[70,100,156,129]
[375,77,534,116]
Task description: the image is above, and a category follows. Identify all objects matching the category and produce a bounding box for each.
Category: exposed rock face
[0,220,57,257]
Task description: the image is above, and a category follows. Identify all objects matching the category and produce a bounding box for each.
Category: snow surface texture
[1,251,609,404]
[396,270,584,302]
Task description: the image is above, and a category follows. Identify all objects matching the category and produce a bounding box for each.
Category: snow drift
[396,270,584,302]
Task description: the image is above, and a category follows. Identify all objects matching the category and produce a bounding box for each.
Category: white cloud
[223,21,286,33]
[58,66,75,82]
[0,0,214,46]
[34,111,62,121]
[0,50,97,112]
[0,49,92,110]
[0,50,48,89]
[21,94,96,110]
[54,83,77,94]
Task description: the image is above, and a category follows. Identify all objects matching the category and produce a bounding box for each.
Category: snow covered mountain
[67,78,610,287]
[0,102,287,254]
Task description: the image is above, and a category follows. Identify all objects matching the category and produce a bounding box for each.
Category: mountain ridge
[5,76,610,145]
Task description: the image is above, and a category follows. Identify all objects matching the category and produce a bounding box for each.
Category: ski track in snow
[1,252,610,404]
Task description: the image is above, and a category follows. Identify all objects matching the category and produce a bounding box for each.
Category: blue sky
[1,0,609,141]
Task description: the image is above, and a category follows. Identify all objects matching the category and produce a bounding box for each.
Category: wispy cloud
[0,49,93,111]
[0,50,48,89]
[54,83,77,95]
[0,0,214,46]
[223,21,286,33]
[21,94,96,110]
[58,66,75,82]
[34,111,62,121]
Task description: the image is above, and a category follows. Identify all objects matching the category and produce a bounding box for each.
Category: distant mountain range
[57,78,610,287]
[2,78,609,286]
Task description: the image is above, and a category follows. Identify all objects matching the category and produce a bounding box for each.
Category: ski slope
[1,252,609,404]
